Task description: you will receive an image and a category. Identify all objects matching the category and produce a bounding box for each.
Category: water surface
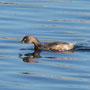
[0,0,90,90]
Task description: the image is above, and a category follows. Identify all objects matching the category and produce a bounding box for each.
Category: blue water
[0,0,90,90]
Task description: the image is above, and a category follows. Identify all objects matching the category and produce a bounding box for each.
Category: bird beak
[19,40,24,44]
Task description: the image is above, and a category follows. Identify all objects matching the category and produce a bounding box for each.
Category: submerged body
[19,36,74,51]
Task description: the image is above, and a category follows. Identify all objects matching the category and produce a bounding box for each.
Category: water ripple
[22,72,90,82]
[0,2,48,7]
[0,0,90,90]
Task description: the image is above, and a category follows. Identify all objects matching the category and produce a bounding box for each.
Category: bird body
[19,36,74,52]
[41,42,74,51]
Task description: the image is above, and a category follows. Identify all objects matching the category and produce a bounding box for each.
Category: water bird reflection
[19,49,41,63]
[19,49,73,63]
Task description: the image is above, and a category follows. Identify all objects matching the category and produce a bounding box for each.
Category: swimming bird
[19,36,74,52]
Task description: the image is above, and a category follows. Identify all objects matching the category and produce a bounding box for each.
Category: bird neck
[32,38,41,48]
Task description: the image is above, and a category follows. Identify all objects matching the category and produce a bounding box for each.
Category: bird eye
[24,39,26,41]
